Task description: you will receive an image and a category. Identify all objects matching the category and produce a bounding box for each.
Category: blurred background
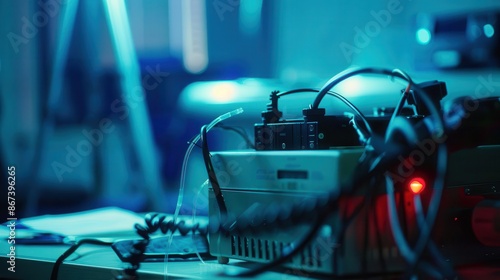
[0,0,499,220]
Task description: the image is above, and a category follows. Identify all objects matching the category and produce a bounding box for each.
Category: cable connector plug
[407,80,447,116]
[261,90,283,124]
[302,107,326,122]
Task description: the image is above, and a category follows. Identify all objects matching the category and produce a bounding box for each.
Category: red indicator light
[409,177,426,194]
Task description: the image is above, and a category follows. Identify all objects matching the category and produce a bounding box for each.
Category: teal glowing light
[483,24,495,38]
[416,28,431,45]
[240,0,263,35]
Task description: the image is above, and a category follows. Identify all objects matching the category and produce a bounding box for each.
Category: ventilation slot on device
[228,236,275,259]
[228,235,327,269]
[298,244,324,269]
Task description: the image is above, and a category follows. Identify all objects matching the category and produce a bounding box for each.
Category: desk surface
[0,241,317,280]
[2,240,500,280]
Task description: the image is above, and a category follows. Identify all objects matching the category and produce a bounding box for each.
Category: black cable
[187,121,246,219]
[312,67,445,139]
[382,94,449,279]
[361,190,371,275]
[312,68,406,110]
[201,124,228,216]
[379,68,451,278]
[389,69,413,125]
[358,175,388,276]
[399,184,409,241]
[50,239,113,280]
[344,70,447,278]
[276,88,319,97]
[278,87,373,137]
[383,113,449,278]
[371,181,387,273]
[364,82,447,274]
[119,213,208,279]
[410,195,457,279]
[187,124,254,149]
[214,123,255,149]
[325,91,373,137]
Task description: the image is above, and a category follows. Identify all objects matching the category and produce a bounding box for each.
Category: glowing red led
[409,177,426,194]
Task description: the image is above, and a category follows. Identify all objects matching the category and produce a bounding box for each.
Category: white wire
[174,107,244,222]
[164,108,244,279]
[192,179,210,264]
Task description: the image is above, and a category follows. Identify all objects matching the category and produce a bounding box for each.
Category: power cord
[50,239,113,280]
[118,213,208,279]
[201,124,227,215]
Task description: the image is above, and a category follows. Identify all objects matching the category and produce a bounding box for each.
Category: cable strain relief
[267,90,280,110]
[302,107,325,121]
[262,90,282,123]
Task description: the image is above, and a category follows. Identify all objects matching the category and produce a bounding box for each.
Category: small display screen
[277,170,308,179]
[434,17,467,35]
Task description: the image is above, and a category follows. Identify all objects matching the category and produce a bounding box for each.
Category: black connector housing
[261,90,283,124]
[408,80,447,116]
[255,110,360,150]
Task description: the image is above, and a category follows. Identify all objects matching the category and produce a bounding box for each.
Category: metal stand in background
[26,0,164,215]
[102,0,164,211]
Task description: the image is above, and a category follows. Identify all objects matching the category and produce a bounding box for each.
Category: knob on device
[472,200,500,247]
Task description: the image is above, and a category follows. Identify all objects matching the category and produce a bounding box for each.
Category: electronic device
[414,10,500,69]
[206,69,500,278]
[207,146,500,276]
